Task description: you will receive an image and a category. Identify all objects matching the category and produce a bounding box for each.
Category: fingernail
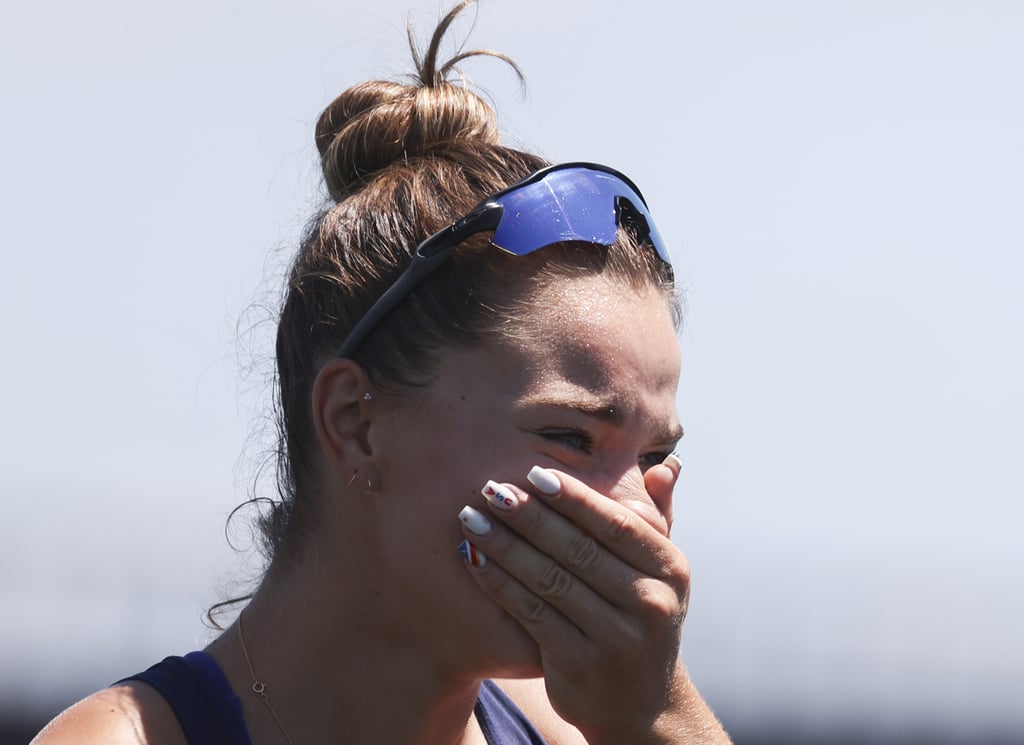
[459,505,492,536]
[481,480,518,511]
[457,539,487,567]
[662,452,682,474]
[527,466,561,496]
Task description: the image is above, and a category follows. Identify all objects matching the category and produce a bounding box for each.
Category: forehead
[517,277,679,400]
[428,275,681,433]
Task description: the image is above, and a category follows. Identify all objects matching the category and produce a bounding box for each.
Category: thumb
[643,453,681,533]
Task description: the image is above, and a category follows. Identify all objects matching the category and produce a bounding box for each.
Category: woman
[33,2,730,743]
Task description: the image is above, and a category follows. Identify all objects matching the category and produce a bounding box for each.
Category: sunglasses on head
[335,162,671,358]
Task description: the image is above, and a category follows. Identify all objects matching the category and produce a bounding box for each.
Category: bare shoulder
[493,678,587,745]
[31,683,187,745]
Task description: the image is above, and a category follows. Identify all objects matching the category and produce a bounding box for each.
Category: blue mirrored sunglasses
[336,162,671,358]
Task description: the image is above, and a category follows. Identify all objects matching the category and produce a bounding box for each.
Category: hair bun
[315,79,501,201]
[315,1,524,201]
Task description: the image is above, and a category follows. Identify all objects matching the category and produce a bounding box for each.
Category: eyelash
[538,429,674,470]
[639,450,675,471]
[539,428,594,454]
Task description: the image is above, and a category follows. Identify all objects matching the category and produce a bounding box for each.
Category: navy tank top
[120,652,548,745]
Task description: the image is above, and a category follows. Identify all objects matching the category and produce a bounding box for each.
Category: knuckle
[489,567,512,590]
[606,617,646,651]
[478,564,512,595]
[564,532,602,572]
[665,554,691,588]
[525,502,549,532]
[537,563,573,600]
[517,594,550,625]
[650,543,690,587]
[635,579,684,623]
[604,509,635,543]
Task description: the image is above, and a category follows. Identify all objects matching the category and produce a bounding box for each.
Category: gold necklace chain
[237,612,297,745]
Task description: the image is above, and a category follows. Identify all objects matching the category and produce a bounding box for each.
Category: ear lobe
[311,359,375,473]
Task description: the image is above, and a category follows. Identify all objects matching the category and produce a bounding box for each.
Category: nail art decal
[527,466,561,496]
[481,480,518,511]
[457,539,487,567]
[459,505,492,536]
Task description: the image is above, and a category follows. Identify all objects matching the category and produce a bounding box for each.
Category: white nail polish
[662,452,682,473]
[481,480,518,510]
[459,505,492,536]
[527,466,561,496]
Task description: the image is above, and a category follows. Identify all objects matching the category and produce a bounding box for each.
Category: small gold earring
[348,469,377,494]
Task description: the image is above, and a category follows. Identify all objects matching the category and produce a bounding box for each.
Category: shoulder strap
[475,680,549,745]
[117,652,252,745]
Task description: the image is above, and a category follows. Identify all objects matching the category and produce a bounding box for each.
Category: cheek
[392,396,513,476]
[379,409,494,515]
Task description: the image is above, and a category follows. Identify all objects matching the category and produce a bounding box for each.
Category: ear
[311,358,376,483]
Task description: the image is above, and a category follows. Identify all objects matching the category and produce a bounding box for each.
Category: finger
[475,483,637,603]
[457,531,595,658]
[460,499,626,623]
[521,468,688,585]
[459,517,663,660]
[460,479,689,650]
[643,453,681,531]
[457,501,687,690]
[474,479,687,626]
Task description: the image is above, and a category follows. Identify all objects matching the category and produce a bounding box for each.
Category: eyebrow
[527,395,685,445]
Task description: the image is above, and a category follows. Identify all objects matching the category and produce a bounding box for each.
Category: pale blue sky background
[2,1,1022,742]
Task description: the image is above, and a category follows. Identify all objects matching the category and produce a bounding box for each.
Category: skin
[33,274,730,745]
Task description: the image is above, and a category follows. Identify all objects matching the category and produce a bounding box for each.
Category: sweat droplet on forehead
[516,276,649,357]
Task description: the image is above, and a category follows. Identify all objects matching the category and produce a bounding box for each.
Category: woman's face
[362,273,682,677]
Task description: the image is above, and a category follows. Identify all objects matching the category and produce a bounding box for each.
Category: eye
[537,428,595,454]
[639,449,675,472]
